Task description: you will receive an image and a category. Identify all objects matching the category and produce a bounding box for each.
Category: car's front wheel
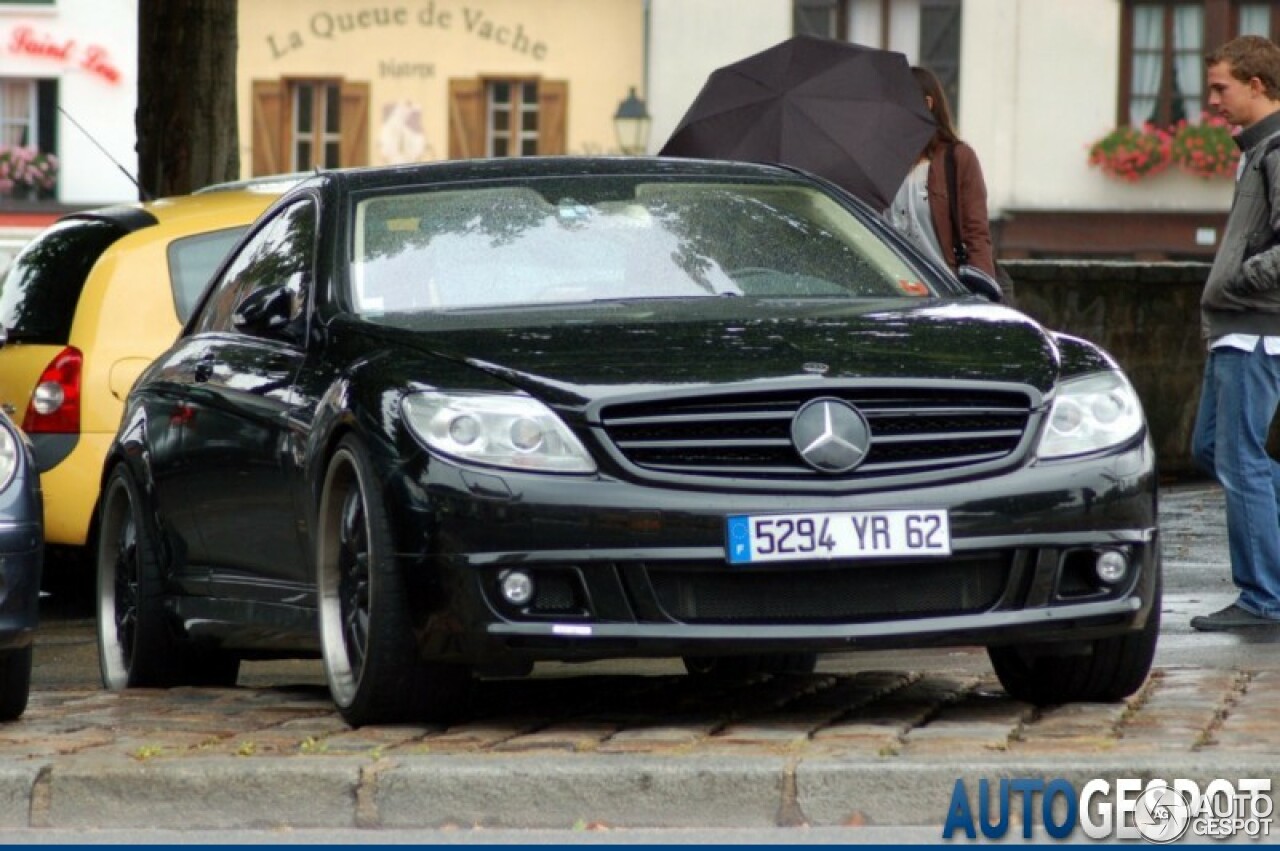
[988,576,1161,705]
[316,436,471,726]
[96,465,239,689]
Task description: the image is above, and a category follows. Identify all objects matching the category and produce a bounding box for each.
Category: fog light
[1095,550,1128,584]
[499,569,534,606]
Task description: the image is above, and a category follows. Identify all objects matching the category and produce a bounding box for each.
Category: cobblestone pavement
[0,481,1274,832]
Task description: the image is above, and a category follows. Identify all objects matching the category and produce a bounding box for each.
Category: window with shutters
[1,79,55,150]
[448,77,568,159]
[250,79,369,176]
[1,77,59,194]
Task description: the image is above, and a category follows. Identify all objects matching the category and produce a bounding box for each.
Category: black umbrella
[659,35,936,211]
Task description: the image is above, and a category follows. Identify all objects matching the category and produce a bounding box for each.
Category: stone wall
[1002,260,1208,478]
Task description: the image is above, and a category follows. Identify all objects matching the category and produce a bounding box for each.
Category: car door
[168,199,317,600]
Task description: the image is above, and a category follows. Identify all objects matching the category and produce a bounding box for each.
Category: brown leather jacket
[925,141,995,277]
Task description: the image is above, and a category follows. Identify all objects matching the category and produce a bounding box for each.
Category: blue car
[0,387,42,721]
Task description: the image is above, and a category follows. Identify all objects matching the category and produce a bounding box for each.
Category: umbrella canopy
[659,35,936,211]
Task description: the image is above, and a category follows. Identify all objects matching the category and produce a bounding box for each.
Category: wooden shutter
[36,79,58,154]
[537,80,568,155]
[339,81,370,167]
[251,80,287,176]
[448,78,486,159]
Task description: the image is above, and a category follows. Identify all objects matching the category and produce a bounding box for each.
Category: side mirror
[233,284,299,340]
[957,265,1004,303]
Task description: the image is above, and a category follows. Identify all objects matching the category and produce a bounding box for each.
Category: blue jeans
[1191,344,1280,618]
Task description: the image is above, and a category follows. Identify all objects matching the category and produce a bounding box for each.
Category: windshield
[349,178,940,314]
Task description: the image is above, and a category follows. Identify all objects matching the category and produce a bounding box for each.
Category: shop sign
[5,25,122,84]
[266,2,548,62]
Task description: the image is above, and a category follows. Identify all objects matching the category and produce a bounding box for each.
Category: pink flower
[0,144,58,195]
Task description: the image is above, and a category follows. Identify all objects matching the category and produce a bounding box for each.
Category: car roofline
[193,173,311,195]
[58,205,159,234]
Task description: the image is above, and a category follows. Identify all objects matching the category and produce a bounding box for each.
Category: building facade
[235,0,645,175]
[0,0,138,270]
[0,0,138,207]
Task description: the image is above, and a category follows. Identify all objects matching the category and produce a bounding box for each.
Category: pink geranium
[0,145,58,194]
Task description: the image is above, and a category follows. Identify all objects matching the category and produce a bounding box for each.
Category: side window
[166,226,251,323]
[193,201,316,336]
[0,218,128,344]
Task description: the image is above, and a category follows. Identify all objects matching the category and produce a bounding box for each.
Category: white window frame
[486,80,539,158]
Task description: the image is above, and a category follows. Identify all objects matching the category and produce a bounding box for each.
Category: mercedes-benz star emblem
[791,398,870,474]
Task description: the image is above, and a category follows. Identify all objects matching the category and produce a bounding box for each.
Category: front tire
[989,576,1161,705]
[316,436,470,726]
[96,465,239,689]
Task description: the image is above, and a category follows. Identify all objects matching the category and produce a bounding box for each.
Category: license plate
[726,510,951,564]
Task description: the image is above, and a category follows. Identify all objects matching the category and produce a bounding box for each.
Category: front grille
[648,555,1011,624]
[598,385,1033,481]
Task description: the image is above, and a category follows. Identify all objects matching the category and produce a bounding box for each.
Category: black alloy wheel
[96,465,238,689]
[317,435,470,725]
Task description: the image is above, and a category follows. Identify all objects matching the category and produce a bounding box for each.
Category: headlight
[0,425,19,492]
[402,392,597,474]
[1036,371,1145,460]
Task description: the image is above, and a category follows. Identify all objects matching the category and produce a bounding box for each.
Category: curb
[4,753,1276,831]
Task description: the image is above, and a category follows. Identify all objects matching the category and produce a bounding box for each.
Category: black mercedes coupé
[96,157,1159,724]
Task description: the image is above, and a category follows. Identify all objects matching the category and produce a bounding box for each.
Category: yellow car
[0,183,289,566]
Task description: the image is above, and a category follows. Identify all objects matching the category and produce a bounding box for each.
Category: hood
[368,298,1062,405]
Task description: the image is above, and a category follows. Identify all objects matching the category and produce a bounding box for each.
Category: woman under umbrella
[884,66,996,279]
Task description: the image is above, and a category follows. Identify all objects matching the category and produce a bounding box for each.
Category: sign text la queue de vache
[266,4,549,62]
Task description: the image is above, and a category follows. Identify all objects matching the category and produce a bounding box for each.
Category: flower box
[1088,114,1239,183]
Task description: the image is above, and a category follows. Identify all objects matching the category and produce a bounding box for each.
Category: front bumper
[388,437,1159,665]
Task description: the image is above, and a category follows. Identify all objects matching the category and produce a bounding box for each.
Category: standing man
[1191,35,1280,630]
